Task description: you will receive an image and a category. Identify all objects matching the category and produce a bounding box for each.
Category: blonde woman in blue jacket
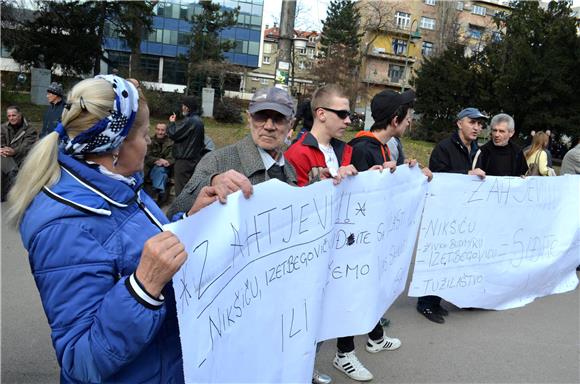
[7,76,218,383]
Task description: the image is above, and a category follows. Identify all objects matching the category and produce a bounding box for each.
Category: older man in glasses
[168,87,298,215]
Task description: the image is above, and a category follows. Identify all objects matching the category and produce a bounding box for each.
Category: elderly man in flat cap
[168,87,298,217]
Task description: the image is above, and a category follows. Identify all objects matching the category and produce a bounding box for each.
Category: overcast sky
[262,0,330,31]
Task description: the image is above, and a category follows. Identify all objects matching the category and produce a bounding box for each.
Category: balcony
[366,47,417,64]
[361,76,404,88]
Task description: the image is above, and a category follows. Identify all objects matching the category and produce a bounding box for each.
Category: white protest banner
[317,166,427,341]
[166,166,427,384]
[409,174,580,310]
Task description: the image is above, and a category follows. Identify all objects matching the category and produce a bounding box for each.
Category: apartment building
[358,0,510,105]
[242,26,320,96]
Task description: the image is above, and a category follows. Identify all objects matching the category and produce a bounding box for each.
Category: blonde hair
[311,84,348,115]
[525,131,549,160]
[7,78,116,224]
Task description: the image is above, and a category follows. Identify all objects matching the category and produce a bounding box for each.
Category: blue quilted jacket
[19,152,184,383]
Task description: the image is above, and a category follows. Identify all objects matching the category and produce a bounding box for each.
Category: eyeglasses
[318,107,351,120]
[251,111,290,127]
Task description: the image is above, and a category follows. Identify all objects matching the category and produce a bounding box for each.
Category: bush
[213,99,243,124]
[142,88,186,119]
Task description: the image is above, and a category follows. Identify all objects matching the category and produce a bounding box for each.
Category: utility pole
[275,0,296,90]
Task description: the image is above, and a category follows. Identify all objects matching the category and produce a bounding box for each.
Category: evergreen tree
[414,43,481,142]
[483,0,580,138]
[1,0,154,76]
[314,0,364,108]
[185,1,239,96]
[413,0,580,141]
[2,1,100,75]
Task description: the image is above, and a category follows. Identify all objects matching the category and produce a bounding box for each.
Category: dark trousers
[337,321,383,353]
[417,295,442,310]
[173,159,196,197]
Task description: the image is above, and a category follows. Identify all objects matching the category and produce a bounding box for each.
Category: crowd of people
[1,75,579,384]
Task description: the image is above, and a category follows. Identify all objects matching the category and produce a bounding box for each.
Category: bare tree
[357,0,398,57]
[435,0,460,56]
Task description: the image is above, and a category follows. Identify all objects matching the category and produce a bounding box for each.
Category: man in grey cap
[40,82,65,138]
[418,107,487,324]
[168,87,298,217]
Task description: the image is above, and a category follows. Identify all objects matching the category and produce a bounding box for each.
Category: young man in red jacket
[285,84,357,186]
[285,84,396,382]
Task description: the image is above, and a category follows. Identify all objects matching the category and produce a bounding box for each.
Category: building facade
[103,0,264,92]
[358,0,510,107]
[241,26,320,97]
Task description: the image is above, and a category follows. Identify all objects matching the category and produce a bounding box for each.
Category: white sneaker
[365,335,402,353]
[312,369,332,384]
[332,351,373,381]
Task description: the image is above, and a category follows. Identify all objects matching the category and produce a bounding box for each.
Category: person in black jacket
[420,107,487,324]
[474,113,528,176]
[428,108,487,177]
[349,89,432,180]
[168,96,205,196]
[40,82,65,138]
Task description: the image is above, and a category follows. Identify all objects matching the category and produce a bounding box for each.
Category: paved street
[2,204,579,383]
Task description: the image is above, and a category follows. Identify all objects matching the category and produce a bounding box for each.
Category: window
[263,43,272,54]
[422,41,434,56]
[456,1,464,10]
[425,0,436,5]
[469,25,485,39]
[420,17,436,30]
[472,5,486,16]
[263,55,270,64]
[388,65,403,83]
[492,31,502,42]
[177,32,190,46]
[248,41,260,55]
[260,78,269,85]
[392,39,408,55]
[307,48,315,58]
[162,30,177,45]
[297,47,306,55]
[298,61,306,70]
[395,11,410,29]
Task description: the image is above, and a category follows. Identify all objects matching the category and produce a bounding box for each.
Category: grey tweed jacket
[167,134,298,217]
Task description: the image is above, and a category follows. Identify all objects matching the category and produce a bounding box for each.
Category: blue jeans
[149,166,170,193]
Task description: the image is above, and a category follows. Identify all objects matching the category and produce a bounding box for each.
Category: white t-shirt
[318,143,339,177]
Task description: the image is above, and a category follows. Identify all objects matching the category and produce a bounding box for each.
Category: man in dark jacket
[40,82,66,138]
[474,113,528,176]
[168,96,205,196]
[349,90,415,171]
[1,105,37,200]
[145,122,174,204]
[419,107,487,324]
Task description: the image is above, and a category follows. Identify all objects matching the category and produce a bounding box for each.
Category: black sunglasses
[319,107,351,120]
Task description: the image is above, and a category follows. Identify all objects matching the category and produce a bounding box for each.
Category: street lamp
[401,19,421,91]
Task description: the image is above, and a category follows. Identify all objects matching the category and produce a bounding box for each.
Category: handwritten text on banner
[166,167,427,384]
[409,174,580,309]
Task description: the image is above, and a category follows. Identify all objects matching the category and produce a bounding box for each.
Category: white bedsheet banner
[408,174,580,309]
[166,166,427,384]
